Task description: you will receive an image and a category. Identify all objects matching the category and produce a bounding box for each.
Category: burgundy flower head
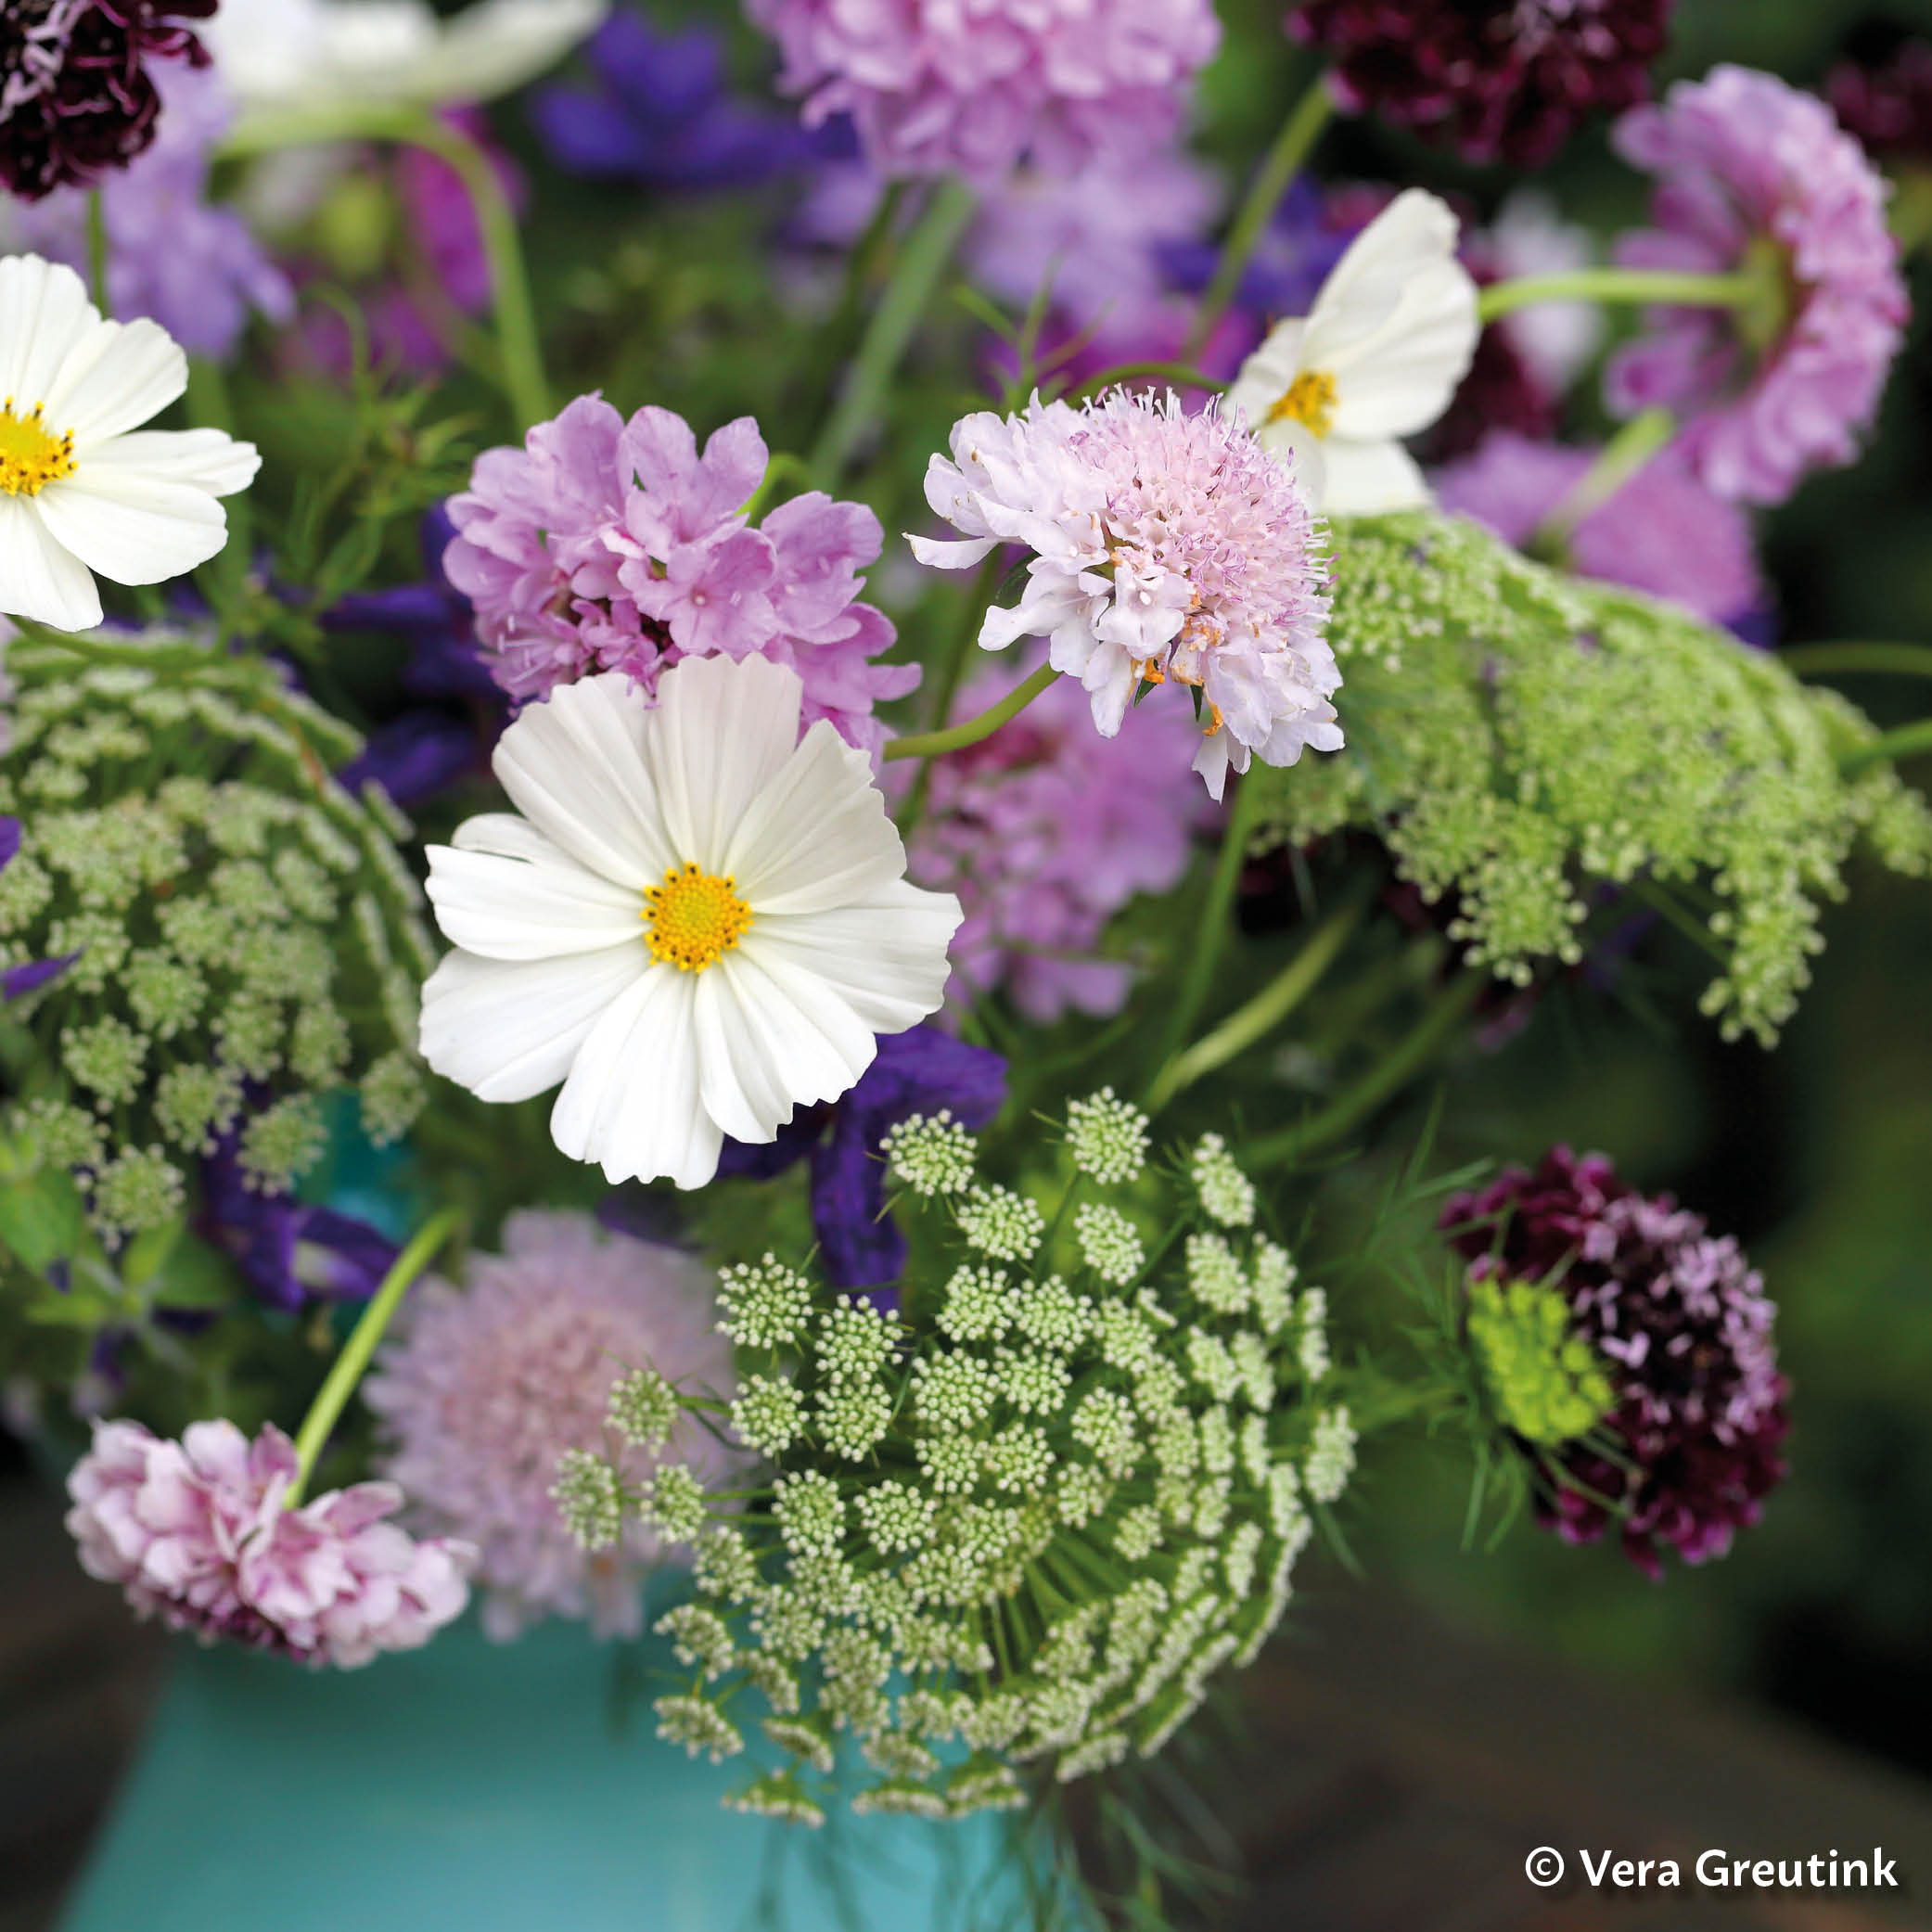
[1442,1146,1788,1579]
[1827,38,1932,166]
[1,0,218,201]
[1289,0,1673,167]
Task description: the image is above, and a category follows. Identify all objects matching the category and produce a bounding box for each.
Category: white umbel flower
[205,0,608,117]
[0,256,260,633]
[419,655,963,1191]
[1227,189,1479,518]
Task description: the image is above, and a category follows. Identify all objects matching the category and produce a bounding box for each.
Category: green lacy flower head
[1465,1275,1614,1447]
[1246,513,1932,1044]
[0,635,431,1244]
[557,1102,1350,1822]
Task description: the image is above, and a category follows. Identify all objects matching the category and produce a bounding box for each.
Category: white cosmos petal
[646,651,801,875]
[0,496,103,631]
[0,256,100,406]
[690,962,824,1146]
[716,941,880,1104]
[452,813,577,864]
[44,317,187,445]
[551,966,722,1189]
[424,841,641,961]
[1225,318,1308,432]
[419,944,647,1104]
[85,429,262,497]
[1300,189,1462,371]
[1319,438,1433,518]
[1324,258,1480,439]
[724,721,907,916]
[492,671,676,890]
[32,469,227,586]
[741,878,962,1037]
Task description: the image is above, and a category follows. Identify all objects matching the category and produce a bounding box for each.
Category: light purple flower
[66,1417,474,1666]
[2,57,292,360]
[1434,429,1764,631]
[363,1211,742,1642]
[442,399,915,759]
[744,0,1220,184]
[901,654,1214,1023]
[1606,65,1909,506]
[911,390,1337,800]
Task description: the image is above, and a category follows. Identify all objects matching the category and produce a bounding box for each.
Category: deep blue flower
[531,8,833,190]
[0,818,77,1000]
[715,1027,1007,1291]
[198,1123,399,1312]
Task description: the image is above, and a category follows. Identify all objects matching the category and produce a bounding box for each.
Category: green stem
[1249,972,1485,1169]
[1840,718,1932,778]
[808,177,977,487]
[1187,80,1335,362]
[1779,642,1932,681]
[1478,268,1759,323]
[219,105,547,429]
[86,191,109,314]
[1145,886,1368,1116]
[738,452,817,525]
[9,615,213,668]
[1531,407,1675,552]
[1065,361,1229,403]
[897,549,1009,834]
[882,663,1058,763]
[1150,772,1269,1084]
[285,1209,461,1508]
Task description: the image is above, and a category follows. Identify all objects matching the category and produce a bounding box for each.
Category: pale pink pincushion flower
[362,1211,741,1642]
[745,0,1220,184]
[902,655,1215,1023]
[911,389,1338,800]
[1606,66,1909,506]
[442,399,916,760]
[66,1419,474,1667]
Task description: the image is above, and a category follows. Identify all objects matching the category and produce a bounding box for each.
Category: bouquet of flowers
[4,0,1929,1913]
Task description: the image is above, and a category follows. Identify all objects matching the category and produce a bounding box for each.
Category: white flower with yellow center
[0,256,260,633]
[1227,190,1480,518]
[419,655,963,1191]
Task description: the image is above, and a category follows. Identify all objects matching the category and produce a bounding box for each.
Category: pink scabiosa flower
[363,1211,739,1642]
[902,654,1214,1023]
[744,0,1220,183]
[1434,429,1765,632]
[910,390,1337,800]
[1606,66,1910,507]
[65,1417,474,1664]
[441,400,915,761]
[1289,0,1671,167]
[1,1,217,199]
[1442,1146,1788,1580]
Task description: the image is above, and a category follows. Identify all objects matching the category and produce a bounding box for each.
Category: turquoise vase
[60,1612,1038,1932]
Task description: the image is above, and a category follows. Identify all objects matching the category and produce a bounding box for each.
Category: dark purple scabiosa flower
[0,0,218,200]
[0,816,79,999]
[1288,0,1671,166]
[531,7,823,189]
[1827,37,1932,166]
[713,1025,1006,1291]
[197,1119,399,1313]
[1442,1145,1789,1579]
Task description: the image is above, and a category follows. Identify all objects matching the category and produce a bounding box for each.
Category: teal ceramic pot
[59,1612,1037,1932]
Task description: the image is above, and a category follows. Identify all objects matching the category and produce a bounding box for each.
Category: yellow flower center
[1266,369,1338,439]
[643,863,753,972]
[0,400,75,497]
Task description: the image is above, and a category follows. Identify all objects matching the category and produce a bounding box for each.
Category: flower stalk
[1532,407,1676,552]
[1477,266,1763,322]
[1187,78,1335,361]
[286,1208,462,1508]
[1839,717,1932,778]
[85,189,109,313]
[1780,642,1932,682]
[882,662,1059,762]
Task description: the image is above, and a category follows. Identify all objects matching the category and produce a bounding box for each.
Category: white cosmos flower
[419,655,964,1191]
[1227,189,1479,518]
[205,0,608,117]
[0,256,260,633]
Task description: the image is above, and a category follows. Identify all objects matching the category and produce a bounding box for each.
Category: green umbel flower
[1466,1275,1616,1446]
[1245,513,1932,1044]
[0,638,431,1242]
